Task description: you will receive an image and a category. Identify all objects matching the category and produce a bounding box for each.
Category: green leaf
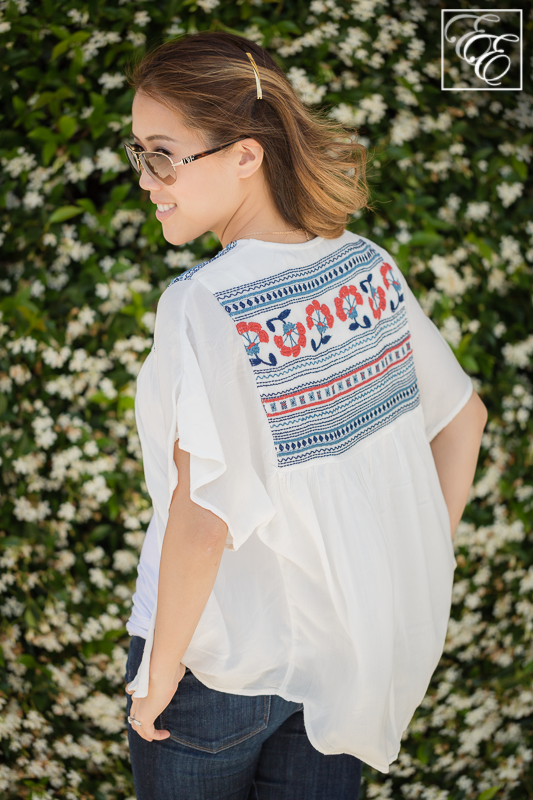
[408,231,443,247]
[16,67,42,81]
[18,654,37,668]
[31,91,55,110]
[58,115,77,139]
[478,788,501,800]
[511,157,527,181]
[76,198,97,215]
[48,205,84,224]
[27,126,55,142]
[110,182,132,203]
[42,139,58,166]
[49,24,70,40]
[12,96,25,114]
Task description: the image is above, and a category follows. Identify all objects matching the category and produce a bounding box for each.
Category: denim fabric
[126,636,362,800]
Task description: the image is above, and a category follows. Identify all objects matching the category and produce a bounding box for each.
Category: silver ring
[128,714,142,727]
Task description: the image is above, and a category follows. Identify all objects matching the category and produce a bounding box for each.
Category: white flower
[287,67,327,105]
[393,85,418,107]
[133,10,150,26]
[9,364,31,385]
[163,249,195,269]
[95,147,128,173]
[82,475,112,504]
[350,0,381,23]
[437,193,461,223]
[329,103,366,128]
[99,256,115,273]
[338,26,371,62]
[166,17,186,37]
[84,547,105,565]
[5,191,20,209]
[98,378,117,400]
[78,692,125,733]
[359,93,387,124]
[465,201,490,222]
[1,147,36,178]
[196,0,220,11]
[141,311,156,333]
[22,190,44,210]
[127,31,146,47]
[81,30,121,61]
[67,9,89,25]
[502,336,533,368]
[390,110,419,146]
[113,550,138,573]
[88,567,112,590]
[496,182,523,208]
[30,279,45,298]
[64,157,95,183]
[58,502,76,522]
[13,497,51,522]
[0,21,11,33]
[440,316,462,348]
[42,346,71,369]
[8,336,37,355]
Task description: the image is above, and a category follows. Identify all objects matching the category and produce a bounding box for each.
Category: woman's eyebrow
[131,132,179,143]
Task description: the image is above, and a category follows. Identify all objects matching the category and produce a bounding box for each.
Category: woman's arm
[127,440,228,742]
[430,390,488,537]
[150,440,228,682]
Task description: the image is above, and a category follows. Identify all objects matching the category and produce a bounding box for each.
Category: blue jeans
[126,636,362,800]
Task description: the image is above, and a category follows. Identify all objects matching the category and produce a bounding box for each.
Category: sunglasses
[122,136,248,186]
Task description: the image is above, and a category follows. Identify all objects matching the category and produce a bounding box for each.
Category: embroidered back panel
[179,239,420,468]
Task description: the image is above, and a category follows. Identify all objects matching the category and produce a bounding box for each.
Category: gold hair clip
[246,52,263,100]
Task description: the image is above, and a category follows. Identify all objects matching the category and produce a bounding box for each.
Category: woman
[122,31,487,800]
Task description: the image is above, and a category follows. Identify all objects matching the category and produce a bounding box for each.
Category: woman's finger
[133,723,171,742]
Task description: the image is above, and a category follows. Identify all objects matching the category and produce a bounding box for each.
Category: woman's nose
[139,167,162,192]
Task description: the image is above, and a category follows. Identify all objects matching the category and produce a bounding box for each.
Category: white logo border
[441,8,523,91]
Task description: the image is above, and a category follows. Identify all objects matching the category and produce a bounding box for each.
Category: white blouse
[126,231,472,773]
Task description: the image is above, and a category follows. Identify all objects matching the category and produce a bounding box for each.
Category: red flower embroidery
[305,299,334,331]
[368,285,387,319]
[380,263,393,289]
[236,321,275,365]
[274,320,307,358]
[334,285,363,322]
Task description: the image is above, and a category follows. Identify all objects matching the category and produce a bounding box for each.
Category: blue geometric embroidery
[208,238,420,468]
[168,240,238,287]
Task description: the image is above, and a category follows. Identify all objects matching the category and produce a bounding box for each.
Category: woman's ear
[236,139,264,178]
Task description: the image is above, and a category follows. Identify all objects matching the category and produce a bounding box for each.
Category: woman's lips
[155,204,177,222]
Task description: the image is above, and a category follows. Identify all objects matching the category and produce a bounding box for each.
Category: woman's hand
[125,663,186,742]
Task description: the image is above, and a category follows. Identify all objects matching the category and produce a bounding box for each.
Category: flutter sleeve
[152,277,276,552]
[402,277,473,442]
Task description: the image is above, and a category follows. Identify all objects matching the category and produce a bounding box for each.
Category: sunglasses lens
[143,153,176,185]
[124,145,141,174]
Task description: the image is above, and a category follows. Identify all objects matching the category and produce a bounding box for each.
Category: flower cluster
[0,1,532,799]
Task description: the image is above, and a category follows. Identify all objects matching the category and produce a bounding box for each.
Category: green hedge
[0,1,531,798]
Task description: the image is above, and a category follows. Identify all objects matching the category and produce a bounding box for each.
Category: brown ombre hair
[130,32,370,239]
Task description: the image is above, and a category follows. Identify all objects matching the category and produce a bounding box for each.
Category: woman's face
[131,92,261,246]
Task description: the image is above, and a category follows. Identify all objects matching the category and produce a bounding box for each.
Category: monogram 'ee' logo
[441,10,523,92]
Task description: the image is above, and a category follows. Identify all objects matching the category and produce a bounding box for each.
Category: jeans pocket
[162,670,271,753]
